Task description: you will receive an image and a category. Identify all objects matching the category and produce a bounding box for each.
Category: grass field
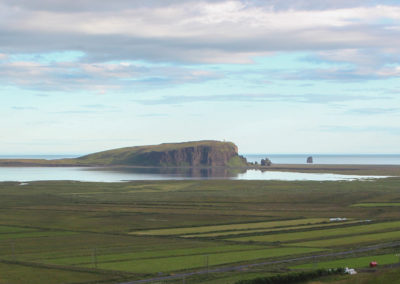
[0,177,400,283]
[0,262,115,284]
[352,203,400,207]
[292,253,399,269]
[132,218,329,236]
[84,247,323,273]
[229,221,400,244]
[290,230,400,248]
[182,220,361,238]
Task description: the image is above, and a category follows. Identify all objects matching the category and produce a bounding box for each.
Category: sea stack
[306,156,313,164]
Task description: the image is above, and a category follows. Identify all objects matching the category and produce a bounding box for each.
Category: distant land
[0,140,248,168]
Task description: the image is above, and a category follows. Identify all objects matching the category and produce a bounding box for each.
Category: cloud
[0,0,399,94]
[1,1,400,64]
[137,113,169,117]
[345,107,399,115]
[11,106,37,110]
[1,0,397,12]
[320,125,400,134]
[0,57,222,92]
[133,93,379,105]
[280,66,400,82]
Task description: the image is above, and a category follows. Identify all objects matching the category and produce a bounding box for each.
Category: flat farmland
[291,253,399,269]
[229,221,400,244]
[0,177,400,283]
[182,220,362,238]
[131,218,329,236]
[290,230,400,248]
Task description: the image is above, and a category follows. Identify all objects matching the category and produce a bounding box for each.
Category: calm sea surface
[245,154,400,165]
[0,154,396,182]
[3,154,399,165]
[0,167,389,182]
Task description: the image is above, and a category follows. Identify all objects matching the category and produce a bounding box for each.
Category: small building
[369,261,378,267]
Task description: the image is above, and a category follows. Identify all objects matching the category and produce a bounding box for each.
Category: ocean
[0,154,397,182]
[1,154,400,165]
[244,154,400,165]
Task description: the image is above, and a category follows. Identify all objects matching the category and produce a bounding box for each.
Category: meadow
[0,177,400,283]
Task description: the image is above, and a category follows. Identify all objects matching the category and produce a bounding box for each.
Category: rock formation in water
[0,141,248,168]
[261,158,272,166]
[76,140,248,167]
[307,156,313,164]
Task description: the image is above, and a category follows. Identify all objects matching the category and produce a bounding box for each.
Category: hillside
[0,140,248,168]
[76,140,247,167]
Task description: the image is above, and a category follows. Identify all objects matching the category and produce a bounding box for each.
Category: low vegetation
[0,177,400,283]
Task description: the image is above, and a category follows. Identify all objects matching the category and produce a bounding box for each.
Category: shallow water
[0,167,389,182]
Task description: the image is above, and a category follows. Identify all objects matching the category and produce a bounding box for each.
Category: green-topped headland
[0,140,248,168]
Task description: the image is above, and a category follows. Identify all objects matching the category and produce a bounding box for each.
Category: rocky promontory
[77,140,247,167]
[0,140,248,168]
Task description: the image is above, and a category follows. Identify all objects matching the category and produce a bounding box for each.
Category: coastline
[1,159,400,176]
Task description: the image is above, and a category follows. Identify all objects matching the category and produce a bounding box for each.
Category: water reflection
[95,167,247,179]
[0,166,389,182]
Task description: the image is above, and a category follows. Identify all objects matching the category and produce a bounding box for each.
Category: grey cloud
[1,2,400,65]
[280,66,400,82]
[2,0,396,12]
[0,59,222,92]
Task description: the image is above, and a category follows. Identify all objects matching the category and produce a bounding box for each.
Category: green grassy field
[132,218,329,236]
[84,247,323,274]
[0,178,400,283]
[229,221,400,244]
[352,203,400,207]
[292,253,399,269]
[290,230,400,248]
[182,220,362,238]
[0,262,116,284]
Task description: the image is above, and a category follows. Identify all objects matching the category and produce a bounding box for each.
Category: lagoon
[0,167,389,182]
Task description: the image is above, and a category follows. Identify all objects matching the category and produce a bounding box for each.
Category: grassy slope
[77,140,241,166]
[0,140,247,167]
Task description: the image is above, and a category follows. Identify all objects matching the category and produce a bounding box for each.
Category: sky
[1,0,400,155]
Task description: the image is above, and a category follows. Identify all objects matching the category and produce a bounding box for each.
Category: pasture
[0,177,400,283]
[292,253,399,269]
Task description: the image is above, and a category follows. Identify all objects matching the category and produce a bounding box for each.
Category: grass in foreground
[292,253,399,269]
[0,262,117,284]
[182,220,361,238]
[83,247,323,273]
[290,230,400,248]
[131,218,329,236]
[352,203,400,207]
[229,221,400,244]
[1,178,400,283]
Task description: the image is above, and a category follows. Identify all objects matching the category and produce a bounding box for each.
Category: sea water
[0,154,397,182]
[0,166,390,182]
[244,154,400,165]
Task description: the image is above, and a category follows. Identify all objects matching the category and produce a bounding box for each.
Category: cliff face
[78,140,248,167]
[127,145,236,167]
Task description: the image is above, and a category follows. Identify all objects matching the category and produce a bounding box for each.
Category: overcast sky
[1,0,400,154]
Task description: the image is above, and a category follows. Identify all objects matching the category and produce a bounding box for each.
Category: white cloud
[1,2,400,63]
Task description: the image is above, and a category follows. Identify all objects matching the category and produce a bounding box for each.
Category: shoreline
[0,160,400,176]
